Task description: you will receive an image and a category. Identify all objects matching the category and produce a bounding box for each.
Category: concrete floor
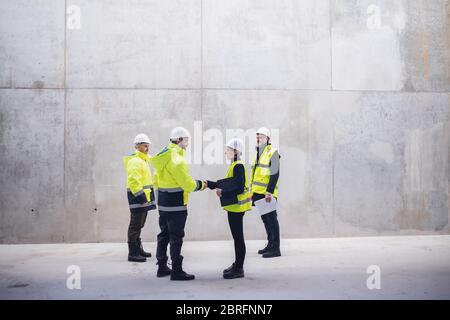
[0,235,449,300]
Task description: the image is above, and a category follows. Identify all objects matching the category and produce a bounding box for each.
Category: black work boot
[128,242,147,262]
[137,238,152,258]
[258,243,270,255]
[156,259,172,278]
[223,263,244,279]
[223,263,236,274]
[170,257,195,281]
[262,243,281,258]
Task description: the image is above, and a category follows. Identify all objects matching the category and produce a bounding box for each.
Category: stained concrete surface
[332,0,450,91]
[0,235,449,299]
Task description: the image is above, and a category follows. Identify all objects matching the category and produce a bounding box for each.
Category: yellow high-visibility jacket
[123,150,156,212]
[151,143,205,212]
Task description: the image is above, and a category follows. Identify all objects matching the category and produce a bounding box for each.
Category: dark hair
[170,138,182,144]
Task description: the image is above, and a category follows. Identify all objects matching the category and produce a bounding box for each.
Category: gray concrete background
[0,0,449,243]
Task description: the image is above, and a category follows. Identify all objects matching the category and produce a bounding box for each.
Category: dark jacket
[207,163,245,198]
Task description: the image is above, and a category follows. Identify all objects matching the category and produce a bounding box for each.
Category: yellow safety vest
[250,145,279,197]
[123,150,155,211]
[224,160,252,213]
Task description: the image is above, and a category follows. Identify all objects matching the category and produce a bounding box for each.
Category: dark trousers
[261,210,280,248]
[227,211,246,268]
[127,210,148,244]
[156,210,187,266]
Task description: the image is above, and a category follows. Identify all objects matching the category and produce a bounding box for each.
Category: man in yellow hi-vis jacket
[151,127,207,280]
[124,133,156,263]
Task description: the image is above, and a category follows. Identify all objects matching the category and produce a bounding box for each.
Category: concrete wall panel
[66,0,201,88]
[203,0,331,89]
[333,92,450,235]
[65,89,202,242]
[332,0,450,91]
[0,0,65,88]
[0,89,65,243]
[202,90,335,238]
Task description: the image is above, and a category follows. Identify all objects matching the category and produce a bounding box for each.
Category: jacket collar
[169,142,185,156]
[135,150,150,162]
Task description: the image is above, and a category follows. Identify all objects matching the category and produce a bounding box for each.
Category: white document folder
[254,197,277,216]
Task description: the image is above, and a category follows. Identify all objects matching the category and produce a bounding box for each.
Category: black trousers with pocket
[252,193,280,248]
[156,210,188,266]
[261,210,280,248]
[127,209,148,244]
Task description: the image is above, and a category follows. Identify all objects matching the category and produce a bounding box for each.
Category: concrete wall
[0,0,449,243]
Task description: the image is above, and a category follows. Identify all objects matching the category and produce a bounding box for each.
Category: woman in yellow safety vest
[207,138,252,279]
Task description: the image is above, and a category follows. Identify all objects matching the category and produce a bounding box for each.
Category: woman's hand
[206,180,218,190]
[215,188,223,197]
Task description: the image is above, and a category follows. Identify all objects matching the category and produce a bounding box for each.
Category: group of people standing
[124,126,281,281]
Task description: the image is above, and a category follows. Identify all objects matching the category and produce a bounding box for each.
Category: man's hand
[216,188,223,197]
[265,192,273,203]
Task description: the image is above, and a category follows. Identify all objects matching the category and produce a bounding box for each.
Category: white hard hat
[226,138,244,154]
[134,133,151,145]
[256,127,271,138]
[170,126,191,140]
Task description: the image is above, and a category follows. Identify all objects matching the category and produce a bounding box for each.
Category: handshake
[201,180,223,197]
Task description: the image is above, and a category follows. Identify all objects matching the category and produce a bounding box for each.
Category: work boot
[262,243,281,258]
[223,263,236,274]
[171,269,195,281]
[170,257,195,281]
[156,260,172,278]
[223,264,244,279]
[128,242,147,262]
[137,238,152,258]
[258,243,270,255]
